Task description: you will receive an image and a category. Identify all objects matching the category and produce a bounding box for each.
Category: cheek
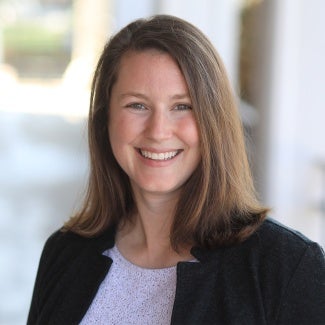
[108,114,142,149]
[108,121,130,172]
[108,114,124,156]
[178,116,200,147]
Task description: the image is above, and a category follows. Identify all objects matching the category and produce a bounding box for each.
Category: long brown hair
[64,15,268,248]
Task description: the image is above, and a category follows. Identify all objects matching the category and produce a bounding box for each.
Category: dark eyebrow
[118,92,191,101]
[170,94,191,100]
[118,93,149,100]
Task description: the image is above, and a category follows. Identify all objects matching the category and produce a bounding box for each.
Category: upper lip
[136,147,181,153]
[137,148,183,160]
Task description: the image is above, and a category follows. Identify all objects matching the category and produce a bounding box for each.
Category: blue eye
[127,103,146,110]
[175,104,192,111]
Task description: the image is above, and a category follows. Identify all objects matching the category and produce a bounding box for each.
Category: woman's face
[108,50,201,198]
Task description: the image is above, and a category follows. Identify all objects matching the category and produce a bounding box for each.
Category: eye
[127,103,146,110]
[174,104,192,111]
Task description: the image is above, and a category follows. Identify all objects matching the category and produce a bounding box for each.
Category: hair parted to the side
[63,14,269,248]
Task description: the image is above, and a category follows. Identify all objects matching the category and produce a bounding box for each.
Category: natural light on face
[108,50,201,198]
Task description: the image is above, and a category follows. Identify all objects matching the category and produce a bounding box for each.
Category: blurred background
[0,0,324,323]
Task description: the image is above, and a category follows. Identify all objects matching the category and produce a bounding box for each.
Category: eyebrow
[118,92,148,100]
[118,92,191,101]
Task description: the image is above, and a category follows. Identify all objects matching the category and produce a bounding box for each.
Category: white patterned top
[80,245,177,324]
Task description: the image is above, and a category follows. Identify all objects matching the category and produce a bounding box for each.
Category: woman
[28,15,324,324]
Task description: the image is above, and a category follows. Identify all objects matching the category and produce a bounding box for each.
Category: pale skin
[108,49,201,268]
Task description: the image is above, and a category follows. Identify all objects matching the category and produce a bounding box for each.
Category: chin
[136,182,181,196]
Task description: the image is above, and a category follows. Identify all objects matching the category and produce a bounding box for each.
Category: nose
[145,109,173,141]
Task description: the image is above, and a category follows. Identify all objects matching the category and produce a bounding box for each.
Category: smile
[139,149,180,161]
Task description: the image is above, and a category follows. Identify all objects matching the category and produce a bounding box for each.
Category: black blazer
[28,218,325,324]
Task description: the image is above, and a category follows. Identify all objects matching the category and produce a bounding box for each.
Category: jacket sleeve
[276,242,325,325]
[27,231,61,325]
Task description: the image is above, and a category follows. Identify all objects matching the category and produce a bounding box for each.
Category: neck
[116,190,192,268]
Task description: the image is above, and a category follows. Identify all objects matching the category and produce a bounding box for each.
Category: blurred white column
[62,0,115,116]
[114,0,155,32]
[259,0,301,214]
[66,0,114,87]
[0,25,3,64]
[72,0,114,62]
[156,0,242,85]
[257,0,325,244]
[111,0,241,85]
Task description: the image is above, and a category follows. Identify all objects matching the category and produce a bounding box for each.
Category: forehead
[118,49,178,74]
[113,49,189,94]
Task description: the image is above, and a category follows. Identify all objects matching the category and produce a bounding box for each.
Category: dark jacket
[28,218,325,325]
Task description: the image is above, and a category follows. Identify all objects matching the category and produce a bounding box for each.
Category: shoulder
[37,227,115,278]
[248,218,324,315]
[255,218,325,289]
[39,230,91,267]
[193,218,325,323]
[253,219,325,323]
[42,229,92,257]
[31,227,115,299]
[43,226,116,252]
[28,228,115,324]
[255,218,324,264]
[193,217,324,281]
[257,217,318,245]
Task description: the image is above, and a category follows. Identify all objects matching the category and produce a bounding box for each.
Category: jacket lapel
[51,252,112,324]
[39,229,115,324]
[171,239,267,325]
[171,251,221,324]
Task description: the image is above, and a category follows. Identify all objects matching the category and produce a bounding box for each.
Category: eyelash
[125,103,192,111]
[127,103,146,110]
[174,104,192,111]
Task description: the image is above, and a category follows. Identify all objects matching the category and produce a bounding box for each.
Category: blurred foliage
[4,22,68,54]
[3,20,71,78]
[0,0,72,78]
[239,0,263,106]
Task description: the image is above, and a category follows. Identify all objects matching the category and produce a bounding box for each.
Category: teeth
[140,150,178,160]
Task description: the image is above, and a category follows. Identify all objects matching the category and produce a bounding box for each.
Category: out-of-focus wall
[254,0,325,245]
[1,1,324,324]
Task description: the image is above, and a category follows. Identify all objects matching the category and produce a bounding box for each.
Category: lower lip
[136,150,180,167]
